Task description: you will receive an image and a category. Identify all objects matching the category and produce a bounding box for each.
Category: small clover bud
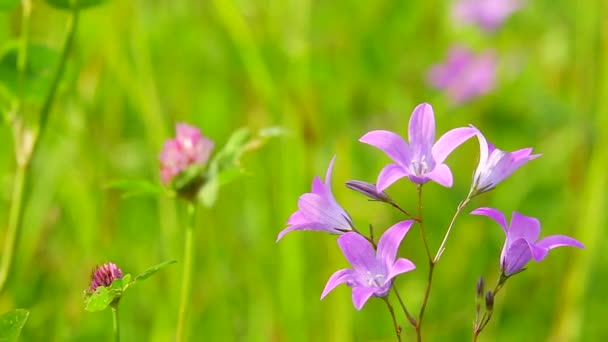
[90,262,123,292]
[345,180,391,202]
[476,277,484,299]
[485,291,494,312]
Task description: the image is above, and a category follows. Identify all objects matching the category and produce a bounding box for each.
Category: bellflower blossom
[277,156,353,241]
[427,46,496,104]
[471,207,584,276]
[452,0,522,32]
[321,221,416,310]
[90,262,123,292]
[159,123,214,185]
[360,103,476,190]
[471,129,541,195]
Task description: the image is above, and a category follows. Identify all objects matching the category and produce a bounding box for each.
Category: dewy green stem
[176,203,196,342]
[111,305,120,342]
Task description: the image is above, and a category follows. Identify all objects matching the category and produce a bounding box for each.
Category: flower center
[365,271,385,287]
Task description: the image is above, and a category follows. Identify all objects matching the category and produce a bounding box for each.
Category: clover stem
[434,195,472,263]
[176,203,196,342]
[111,305,120,342]
[382,297,402,342]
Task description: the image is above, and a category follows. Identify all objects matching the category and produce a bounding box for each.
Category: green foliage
[85,261,176,312]
[0,0,18,11]
[0,42,59,102]
[0,309,29,342]
[105,179,167,199]
[44,0,106,10]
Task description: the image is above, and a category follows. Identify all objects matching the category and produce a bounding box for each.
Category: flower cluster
[277,102,583,339]
[89,262,123,292]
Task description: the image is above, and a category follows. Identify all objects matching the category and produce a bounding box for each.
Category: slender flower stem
[414,184,434,342]
[111,305,120,342]
[473,275,508,340]
[0,164,26,291]
[393,286,417,327]
[176,203,196,342]
[434,194,472,263]
[382,297,402,342]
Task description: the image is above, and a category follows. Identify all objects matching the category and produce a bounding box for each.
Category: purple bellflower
[452,0,522,32]
[471,207,584,276]
[321,220,416,310]
[471,128,541,195]
[427,46,496,104]
[90,262,123,292]
[345,180,392,203]
[277,156,353,241]
[159,123,214,185]
[359,103,476,191]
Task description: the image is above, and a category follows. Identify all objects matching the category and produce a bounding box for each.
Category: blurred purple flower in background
[277,156,353,241]
[90,262,123,292]
[321,221,416,310]
[159,123,214,185]
[360,103,476,190]
[427,46,496,104]
[470,128,541,195]
[471,208,584,276]
[452,0,522,31]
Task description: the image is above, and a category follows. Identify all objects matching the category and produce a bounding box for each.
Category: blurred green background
[0,0,606,341]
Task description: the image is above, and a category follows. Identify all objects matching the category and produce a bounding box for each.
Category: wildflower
[452,0,522,32]
[360,103,476,190]
[471,207,584,276]
[159,123,214,186]
[277,156,353,241]
[90,263,123,292]
[321,221,416,310]
[470,128,541,195]
[427,46,496,104]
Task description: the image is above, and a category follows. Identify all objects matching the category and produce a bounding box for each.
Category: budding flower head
[345,180,392,203]
[90,262,123,292]
[159,123,214,187]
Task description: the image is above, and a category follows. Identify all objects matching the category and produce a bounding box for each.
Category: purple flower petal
[321,269,354,299]
[536,235,584,251]
[509,211,541,243]
[337,233,377,273]
[432,127,477,163]
[470,207,508,234]
[502,238,533,275]
[352,287,377,310]
[376,164,408,192]
[408,103,436,156]
[276,222,332,242]
[426,163,453,188]
[359,130,410,165]
[387,258,416,280]
[377,221,414,266]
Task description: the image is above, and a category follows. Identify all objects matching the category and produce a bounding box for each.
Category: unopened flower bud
[345,180,391,202]
[485,291,494,312]
[476,277,484,299]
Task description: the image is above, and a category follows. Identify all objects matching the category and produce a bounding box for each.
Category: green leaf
[84,285,122,312]
[133,260,177,283]
[105,179,166,198]
[0,0,19,11]
[0,42,59,102]
[0,309,29,342]
[45,0,107,10]
[197,175,219,207]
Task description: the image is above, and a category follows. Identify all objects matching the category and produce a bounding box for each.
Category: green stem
[393,286,417,327]
[382,297,402,342]
[414,185,432,342]
[176,203,196,342]
[111,305,120,342]
[0,164,26,291]
[433,195,472,263]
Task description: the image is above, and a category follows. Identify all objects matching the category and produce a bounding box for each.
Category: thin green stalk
[0,164,26,290]
[111,305,120,342]
[414,185,432,342]
[176,203,196,342]
[382,297,402,342]
[434,195,472,263]
[393,286,417,327]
